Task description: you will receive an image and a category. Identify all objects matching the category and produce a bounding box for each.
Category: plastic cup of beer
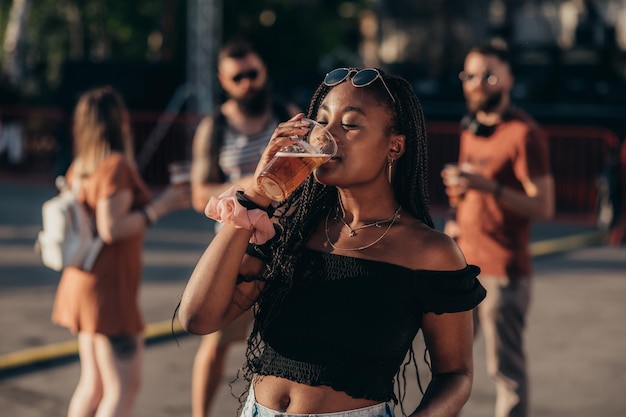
[168,160,192,186]
[256,118,337,201]
[443,163,462,185]
[443,163,464,207]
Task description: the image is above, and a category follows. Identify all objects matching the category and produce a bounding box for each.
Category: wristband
[205,186,276,244]
[142,204,158,226]
[235,190,274,216]
[140,208,153,226]
[493,182,504,199]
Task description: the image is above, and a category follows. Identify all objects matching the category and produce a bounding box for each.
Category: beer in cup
[168,160,192,186]
[442,163,466,207]
[257,119,337,202]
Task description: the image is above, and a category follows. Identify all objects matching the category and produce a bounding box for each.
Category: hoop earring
[387,158,394,184]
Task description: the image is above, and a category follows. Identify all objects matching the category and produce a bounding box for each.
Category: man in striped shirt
[189,36,300,417]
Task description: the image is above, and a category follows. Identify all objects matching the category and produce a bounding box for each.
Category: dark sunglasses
[232,69,259,83]
[323,68,396,103]
[458,71,498,86]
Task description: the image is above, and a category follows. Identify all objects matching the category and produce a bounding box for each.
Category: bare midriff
[253,375,381,413]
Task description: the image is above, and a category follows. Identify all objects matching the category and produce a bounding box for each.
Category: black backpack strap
[207,108,227,182]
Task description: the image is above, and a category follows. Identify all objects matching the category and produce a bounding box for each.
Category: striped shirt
[218,117,278,182]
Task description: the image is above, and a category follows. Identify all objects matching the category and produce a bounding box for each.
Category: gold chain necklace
[337,199,402,237]
[324,206,401,251]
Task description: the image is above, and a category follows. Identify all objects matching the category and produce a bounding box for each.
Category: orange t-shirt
[51,152,152,335]
[456,109,550,278]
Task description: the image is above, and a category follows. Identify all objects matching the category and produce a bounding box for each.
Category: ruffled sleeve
[418,265,486,314]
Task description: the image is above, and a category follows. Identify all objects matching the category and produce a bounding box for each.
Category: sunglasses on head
[232,69,259,83]
[323,68,396,103]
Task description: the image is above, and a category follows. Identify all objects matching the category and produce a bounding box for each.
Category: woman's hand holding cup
[252,114,337,202]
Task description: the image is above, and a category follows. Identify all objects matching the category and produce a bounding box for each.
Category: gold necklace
[324,206,401,251]
[337,199,402,237]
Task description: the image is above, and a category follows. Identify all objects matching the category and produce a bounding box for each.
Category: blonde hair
[72,86,134,177]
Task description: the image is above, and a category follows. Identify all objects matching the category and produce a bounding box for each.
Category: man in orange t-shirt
[442,42,555,417]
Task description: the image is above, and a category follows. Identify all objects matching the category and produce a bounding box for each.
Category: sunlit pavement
[1,180,624,417]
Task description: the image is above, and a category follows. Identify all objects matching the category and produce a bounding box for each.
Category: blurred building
[368,0,626,133]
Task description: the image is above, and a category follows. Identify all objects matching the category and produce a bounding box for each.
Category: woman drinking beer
[178,68,486,417]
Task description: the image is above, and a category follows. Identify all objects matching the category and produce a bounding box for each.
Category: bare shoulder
[396,219,468,272]
[193,116,215,145]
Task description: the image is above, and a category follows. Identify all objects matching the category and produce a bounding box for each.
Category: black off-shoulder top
[251,247,486,402]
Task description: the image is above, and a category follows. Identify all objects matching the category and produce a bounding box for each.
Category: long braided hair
[237,70,434,411]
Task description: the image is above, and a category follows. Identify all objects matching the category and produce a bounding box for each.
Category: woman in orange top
[52,86,190,417]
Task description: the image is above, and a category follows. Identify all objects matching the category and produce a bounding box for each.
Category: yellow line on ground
[0,339,79,370]
[0,321,187,372]
[530,230,609,257]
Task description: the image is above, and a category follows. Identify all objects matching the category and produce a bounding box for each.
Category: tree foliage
[0,0,372,105]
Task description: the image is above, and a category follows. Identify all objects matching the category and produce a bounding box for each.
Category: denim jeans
[240,383,395,417]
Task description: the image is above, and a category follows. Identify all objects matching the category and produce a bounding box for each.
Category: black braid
[236,70,435,415]
[386,75,434,228]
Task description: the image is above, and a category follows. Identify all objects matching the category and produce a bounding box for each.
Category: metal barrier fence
[1,107,621,223]
[426,121,621,220]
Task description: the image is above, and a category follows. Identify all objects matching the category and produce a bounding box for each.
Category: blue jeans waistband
[240,383,395,417]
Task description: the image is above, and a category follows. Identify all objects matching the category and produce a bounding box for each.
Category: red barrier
[544,125,620,216]
[426,122,621,221]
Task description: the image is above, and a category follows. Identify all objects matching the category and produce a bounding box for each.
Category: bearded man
[188,36,300,417]
[441,41,555,417]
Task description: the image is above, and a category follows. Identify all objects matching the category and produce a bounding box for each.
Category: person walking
[179,66,486,417]
[51,86,191,417]
[188,36,300,417]
[441,42,555,417]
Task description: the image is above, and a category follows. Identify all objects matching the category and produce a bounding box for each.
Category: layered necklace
[325,198,402,251]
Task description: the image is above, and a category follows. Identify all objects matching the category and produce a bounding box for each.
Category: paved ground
[0,178,624,417]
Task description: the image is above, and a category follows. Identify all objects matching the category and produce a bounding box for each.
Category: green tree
[1,0,171,101]
[0,0,372,104]
[2,0,29,85]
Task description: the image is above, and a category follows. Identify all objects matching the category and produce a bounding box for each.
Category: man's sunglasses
[323,68,396,103]
[232,69,259,83]
[458,71,498,86]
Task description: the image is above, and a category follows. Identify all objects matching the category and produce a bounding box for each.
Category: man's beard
[467,89,504,114]
[234,85,270,116]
